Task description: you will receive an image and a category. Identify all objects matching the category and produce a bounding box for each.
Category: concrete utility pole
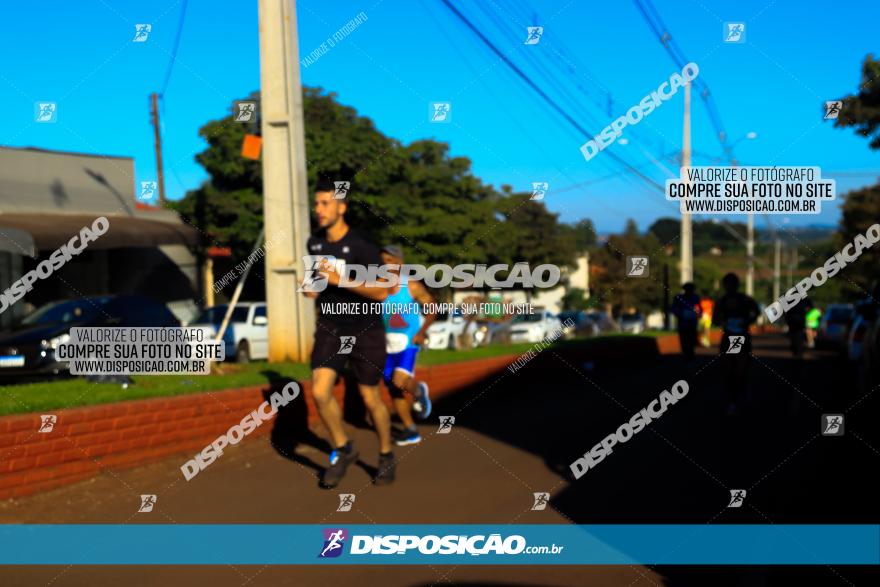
[149,93,167,206]
[680,82,693,284]
[746,212,755,296]
[258,0,315,362]
[773,238,781,301]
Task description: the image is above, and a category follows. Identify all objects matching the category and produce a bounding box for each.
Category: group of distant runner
[672,273,826,416]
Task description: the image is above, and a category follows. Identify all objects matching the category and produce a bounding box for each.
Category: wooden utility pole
[257,0,315,362]
[773,238,781,301]
[149,92,167,206]
[746,211,755,296]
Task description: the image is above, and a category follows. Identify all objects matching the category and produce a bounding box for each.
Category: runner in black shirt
[301,178,394,488]
[713,272,760,416]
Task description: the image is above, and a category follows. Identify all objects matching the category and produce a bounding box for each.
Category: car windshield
[194,306,250,324]
[512,313,542,323]
[558,312,581,322]
[20,298,109,326]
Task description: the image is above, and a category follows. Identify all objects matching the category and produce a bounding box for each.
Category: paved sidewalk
[2,334,878,586]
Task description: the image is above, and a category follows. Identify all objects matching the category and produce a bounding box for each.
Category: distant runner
[301,178,395,488]
[785,298,810,358]
[699,296,714,347]
[713,273,760,416]
[806,305,822,349]
[671,282,702,361]
[380,245,437,446]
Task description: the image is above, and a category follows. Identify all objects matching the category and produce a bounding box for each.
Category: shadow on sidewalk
[261,369,379,480]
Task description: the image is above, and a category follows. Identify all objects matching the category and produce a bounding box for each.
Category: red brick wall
[0,334,704,501]
[0,355,516,501]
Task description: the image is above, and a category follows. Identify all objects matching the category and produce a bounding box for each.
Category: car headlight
[41,333,71,351]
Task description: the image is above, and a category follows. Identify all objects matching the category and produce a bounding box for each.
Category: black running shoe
[321,441,358,489]
[392,427,422,446]
[374,452,396,485]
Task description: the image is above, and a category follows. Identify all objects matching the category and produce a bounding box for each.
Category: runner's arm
[712,299,724,327]
[747,297,761,325]
[316,257,389,302]
[409,281,436,344]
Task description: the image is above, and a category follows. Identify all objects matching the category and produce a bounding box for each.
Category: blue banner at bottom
[0,525,877,565]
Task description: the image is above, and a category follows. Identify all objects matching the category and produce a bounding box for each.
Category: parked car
[188,303,268,362]
[426,310,480,350]
[847,311,869,363]
[585,310,620,333]
[0,295,179,379]
[508,309,563,343]
[619,311,646,334]
[853,283,880,394]
[473,318,515,346]
[557,311,600,338]
[817,303,854,348]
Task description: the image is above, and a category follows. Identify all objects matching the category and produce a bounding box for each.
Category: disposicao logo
[319,528,348,558]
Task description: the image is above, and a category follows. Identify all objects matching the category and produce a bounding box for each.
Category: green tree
[832,55,880,291]
[559,219,597,252]
[561,287,589,311]
[172,88,580,291]
[590,219,665,313]
[835,55,880,148]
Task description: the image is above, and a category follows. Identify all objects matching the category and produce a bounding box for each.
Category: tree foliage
[172,88,580,283]
[836,55,880,149]
[589,219,668,314]
[833,55,880,291]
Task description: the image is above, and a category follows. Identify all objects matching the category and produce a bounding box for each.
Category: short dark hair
[314,177,337,194]
[722,272,739,290]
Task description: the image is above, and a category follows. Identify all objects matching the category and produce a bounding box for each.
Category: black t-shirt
[713,292,760,336]
[306,228,384,334]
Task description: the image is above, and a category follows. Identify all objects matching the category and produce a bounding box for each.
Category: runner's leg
[358,383,392,453]
[312,367,348,448]
[391,370,417,430]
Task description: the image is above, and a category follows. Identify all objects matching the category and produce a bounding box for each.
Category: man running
[301,178,394,488]
[713,273,760,416]
[806,304,822,349]
[785,298,810,358]
[380,244,437,446]
[671,282,702,362]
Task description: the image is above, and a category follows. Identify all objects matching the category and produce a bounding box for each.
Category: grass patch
[0,332,673,417]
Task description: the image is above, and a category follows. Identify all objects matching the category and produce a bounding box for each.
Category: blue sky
[1,0,878,232]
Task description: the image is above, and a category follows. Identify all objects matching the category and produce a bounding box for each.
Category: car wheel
[236,341,251,363]
[447,334,455,350]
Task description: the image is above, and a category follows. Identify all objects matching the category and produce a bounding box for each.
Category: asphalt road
[2,333,878,586]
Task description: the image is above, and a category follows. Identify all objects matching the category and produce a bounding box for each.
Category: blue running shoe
[412,381,432,420]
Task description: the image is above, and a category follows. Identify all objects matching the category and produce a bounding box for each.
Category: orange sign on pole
[241,134,262,160]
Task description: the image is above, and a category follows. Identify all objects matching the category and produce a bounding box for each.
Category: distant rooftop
[0,145,177,223]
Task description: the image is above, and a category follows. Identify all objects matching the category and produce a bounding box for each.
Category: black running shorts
[310,324,386,386]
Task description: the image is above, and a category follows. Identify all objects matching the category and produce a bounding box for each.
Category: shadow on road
[261,369,379,480]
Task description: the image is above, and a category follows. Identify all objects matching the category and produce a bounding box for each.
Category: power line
[633,0,735,164]
[160,0,190,96]
[439,0,667,194]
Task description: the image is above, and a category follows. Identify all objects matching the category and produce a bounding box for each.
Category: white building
[451,253,589,314]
